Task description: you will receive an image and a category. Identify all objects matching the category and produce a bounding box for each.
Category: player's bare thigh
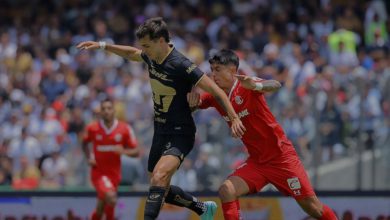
[219,176,250,202]
[150,155,181,187]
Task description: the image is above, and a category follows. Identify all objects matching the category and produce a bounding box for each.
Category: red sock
[222,200,242,220]
[320,204,338,220]
[104,205,115,220]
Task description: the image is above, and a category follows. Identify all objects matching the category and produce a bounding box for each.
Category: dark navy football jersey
[141,47,204,134]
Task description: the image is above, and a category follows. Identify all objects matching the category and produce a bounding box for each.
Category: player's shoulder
[236,81,259,97]
[86,121,100,130]
[168,49,192,67]
[117,121,132,131]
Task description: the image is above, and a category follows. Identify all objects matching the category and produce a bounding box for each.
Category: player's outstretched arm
[236,75,281,93]
[196,75,246,138]
[76,41,143,62]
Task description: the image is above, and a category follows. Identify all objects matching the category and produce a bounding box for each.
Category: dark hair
[135,17,170,42]
[208,49,239,69]
[100,97,114,106]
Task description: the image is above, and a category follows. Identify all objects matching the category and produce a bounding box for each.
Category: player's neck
[156,44,173,64]
[222,86,231,94]
[103,120,114,128]
[224,79,236,94]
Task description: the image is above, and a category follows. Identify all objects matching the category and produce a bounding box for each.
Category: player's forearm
[254,80,281,92]
[213,90,239,121]
[105,44,142,61]
[82,142,91,159]
[196,75,239,120]
[123,148,140,157]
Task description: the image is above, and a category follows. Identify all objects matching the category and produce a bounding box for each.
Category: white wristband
[254,82,263,91]
[98,41,106,50]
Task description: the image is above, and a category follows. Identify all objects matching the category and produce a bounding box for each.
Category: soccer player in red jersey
[188,49,338,220]
[82,98,139,220]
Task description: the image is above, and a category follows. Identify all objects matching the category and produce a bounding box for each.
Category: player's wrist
[254,82,263,91]
[229,115,239,122]
[98,41,106,50]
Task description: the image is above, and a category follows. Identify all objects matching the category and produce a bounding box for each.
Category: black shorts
[147,133,195,172]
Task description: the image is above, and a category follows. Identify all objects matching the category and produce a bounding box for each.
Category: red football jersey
[83,119,137,182]
[200,80,294,163]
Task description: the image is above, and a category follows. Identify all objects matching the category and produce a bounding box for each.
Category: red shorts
[230,152,315,200]
[91,175,119,200]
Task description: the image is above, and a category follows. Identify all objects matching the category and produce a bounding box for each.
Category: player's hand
[187,92,201,108]
[76,41,100,50]
[231,117,246,138]
[88,158,97,167]
[235,74,257,90]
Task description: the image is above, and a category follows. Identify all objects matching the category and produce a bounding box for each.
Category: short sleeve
[181,59,204,86]
[199,93,215,109]
[124,125,137,148]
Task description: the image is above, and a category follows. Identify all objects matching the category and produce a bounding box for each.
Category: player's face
[210,63,235,90]
[139,36,163,61]
[100,101,115,122]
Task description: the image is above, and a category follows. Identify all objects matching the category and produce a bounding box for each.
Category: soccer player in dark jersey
[82,98,139,220]
[188,49,338,220]
[77,18,245,220]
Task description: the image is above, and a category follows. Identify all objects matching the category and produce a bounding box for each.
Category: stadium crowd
[0,0,389,191]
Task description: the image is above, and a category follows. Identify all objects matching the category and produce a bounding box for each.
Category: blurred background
[0,0,389,194]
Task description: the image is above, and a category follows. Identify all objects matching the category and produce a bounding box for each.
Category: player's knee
[218,183,236,201]
[151,170,170,186]
[105,191,117,205]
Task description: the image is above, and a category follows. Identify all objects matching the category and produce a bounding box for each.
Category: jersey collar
[228,79,239,99]
[157,44,174,64]
[99,119,118,135]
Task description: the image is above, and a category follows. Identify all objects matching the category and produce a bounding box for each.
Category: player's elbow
[131,147,140,157]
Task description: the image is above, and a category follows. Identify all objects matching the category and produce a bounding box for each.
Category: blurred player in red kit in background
[188,49,338,220]
[82,98,139,220]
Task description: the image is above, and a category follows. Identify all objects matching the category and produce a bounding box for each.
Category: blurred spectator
[319,95,344,161]
[365,13,388,49]
[40,151,68,189]
[260,43,288,83]
[7,127,42,173]
[12,156,40,190]
[336,7,363,34]
[329,41,359,69]
[171,159,197,192]
[0,155,12,185]
[194,147,218,191]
